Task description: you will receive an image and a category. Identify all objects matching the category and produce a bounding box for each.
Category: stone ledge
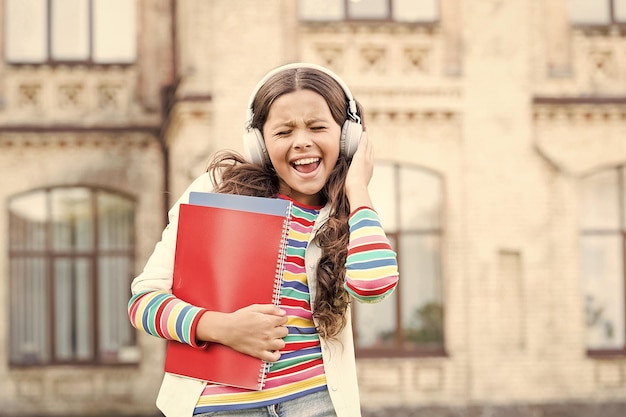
[362,401,626,417]
[4,402,626,417]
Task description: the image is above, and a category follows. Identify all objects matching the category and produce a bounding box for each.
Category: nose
[292,130,312,150]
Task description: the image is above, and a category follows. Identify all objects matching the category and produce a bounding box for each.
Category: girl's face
[262,88,341,206]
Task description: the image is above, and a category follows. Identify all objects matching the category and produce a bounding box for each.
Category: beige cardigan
[131,173,362,417]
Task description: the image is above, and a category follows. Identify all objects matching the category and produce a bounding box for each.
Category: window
[354,163,444,356]
[9,187,136,365]
[580,166,626,353]
[569,0,626,25]
[298,0,439,23]
[5,0,137,64]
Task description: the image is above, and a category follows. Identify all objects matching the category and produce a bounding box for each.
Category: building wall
[0,0,625,415]
[0,0,172,415]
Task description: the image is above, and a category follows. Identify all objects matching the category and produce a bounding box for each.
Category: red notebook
[164,193,292,390]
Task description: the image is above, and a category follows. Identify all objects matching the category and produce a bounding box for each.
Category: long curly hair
[206,65,365,339]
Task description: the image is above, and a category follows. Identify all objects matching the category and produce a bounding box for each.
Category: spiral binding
[257,200,293,389]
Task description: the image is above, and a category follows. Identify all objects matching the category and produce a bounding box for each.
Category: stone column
[166,0,299,199]
[461,0,535,402]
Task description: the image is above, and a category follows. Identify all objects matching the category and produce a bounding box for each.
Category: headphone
[243,62,363,166]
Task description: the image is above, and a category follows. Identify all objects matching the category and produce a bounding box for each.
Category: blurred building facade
[0,0,625,416]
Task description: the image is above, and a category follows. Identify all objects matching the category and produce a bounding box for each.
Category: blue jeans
[195,389,337,417]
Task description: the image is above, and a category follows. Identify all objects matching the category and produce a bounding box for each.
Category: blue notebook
[189,191,291,217]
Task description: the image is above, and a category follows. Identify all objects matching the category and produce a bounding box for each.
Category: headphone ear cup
[340,120,363,158]
[243,128,268,166]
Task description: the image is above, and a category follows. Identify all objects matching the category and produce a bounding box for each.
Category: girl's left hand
[345,131,374,210]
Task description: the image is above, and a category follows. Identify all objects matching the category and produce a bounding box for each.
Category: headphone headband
[245,62,360,129]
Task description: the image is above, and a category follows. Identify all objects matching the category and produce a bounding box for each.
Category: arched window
[9,187,136,365]
[580,166,626,353]
[354,162,444,356]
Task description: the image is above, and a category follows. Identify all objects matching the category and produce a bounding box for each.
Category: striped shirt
[128,197,398,413]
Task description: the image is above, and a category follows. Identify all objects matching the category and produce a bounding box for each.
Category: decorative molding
[356,87,462,124]
[58,83,84,109]
[533,104,626,124]
[534,97,626,104]
[368,109,459,124]
[3,65,141,122]
[535,26,626,96]
[300,22,439,36]
[358,87,462,100]
[533,101,626,176]
[0,130,159,150]
[571,26,626,37]
[588,48,617,80]
[18,84,42,109]
[314,44,345,70]
[359,45,388,74]
[403,46,432,74]
[300,22,442,80]
[98,82,123,110]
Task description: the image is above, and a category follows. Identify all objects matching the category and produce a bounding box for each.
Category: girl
[128,63,399,417]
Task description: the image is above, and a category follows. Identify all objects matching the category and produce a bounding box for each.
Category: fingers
[268,334,287,351]
[248,304,288,328]
[356,130,371,154]
[262,349,282,363]
[257,316,288,363]
[249,304,286,317]
[358,131,373,163]
[273,323,289,339]
[218,304,289,362]
[264,332,288,362]
[345,130,374,202]
[266,317,289,349]
[263,311,288,362]
[365,133,374,159]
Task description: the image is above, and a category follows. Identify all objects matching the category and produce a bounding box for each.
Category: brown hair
[207,66,364,339]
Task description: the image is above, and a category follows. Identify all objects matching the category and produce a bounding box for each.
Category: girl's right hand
[196,304,289,362]
[345,131,374,210]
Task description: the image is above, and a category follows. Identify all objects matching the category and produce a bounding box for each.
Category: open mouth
[292,157,321,174]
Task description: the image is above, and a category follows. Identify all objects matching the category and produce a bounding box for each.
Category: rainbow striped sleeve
[128,290,208,348]
[344,207,399,303]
